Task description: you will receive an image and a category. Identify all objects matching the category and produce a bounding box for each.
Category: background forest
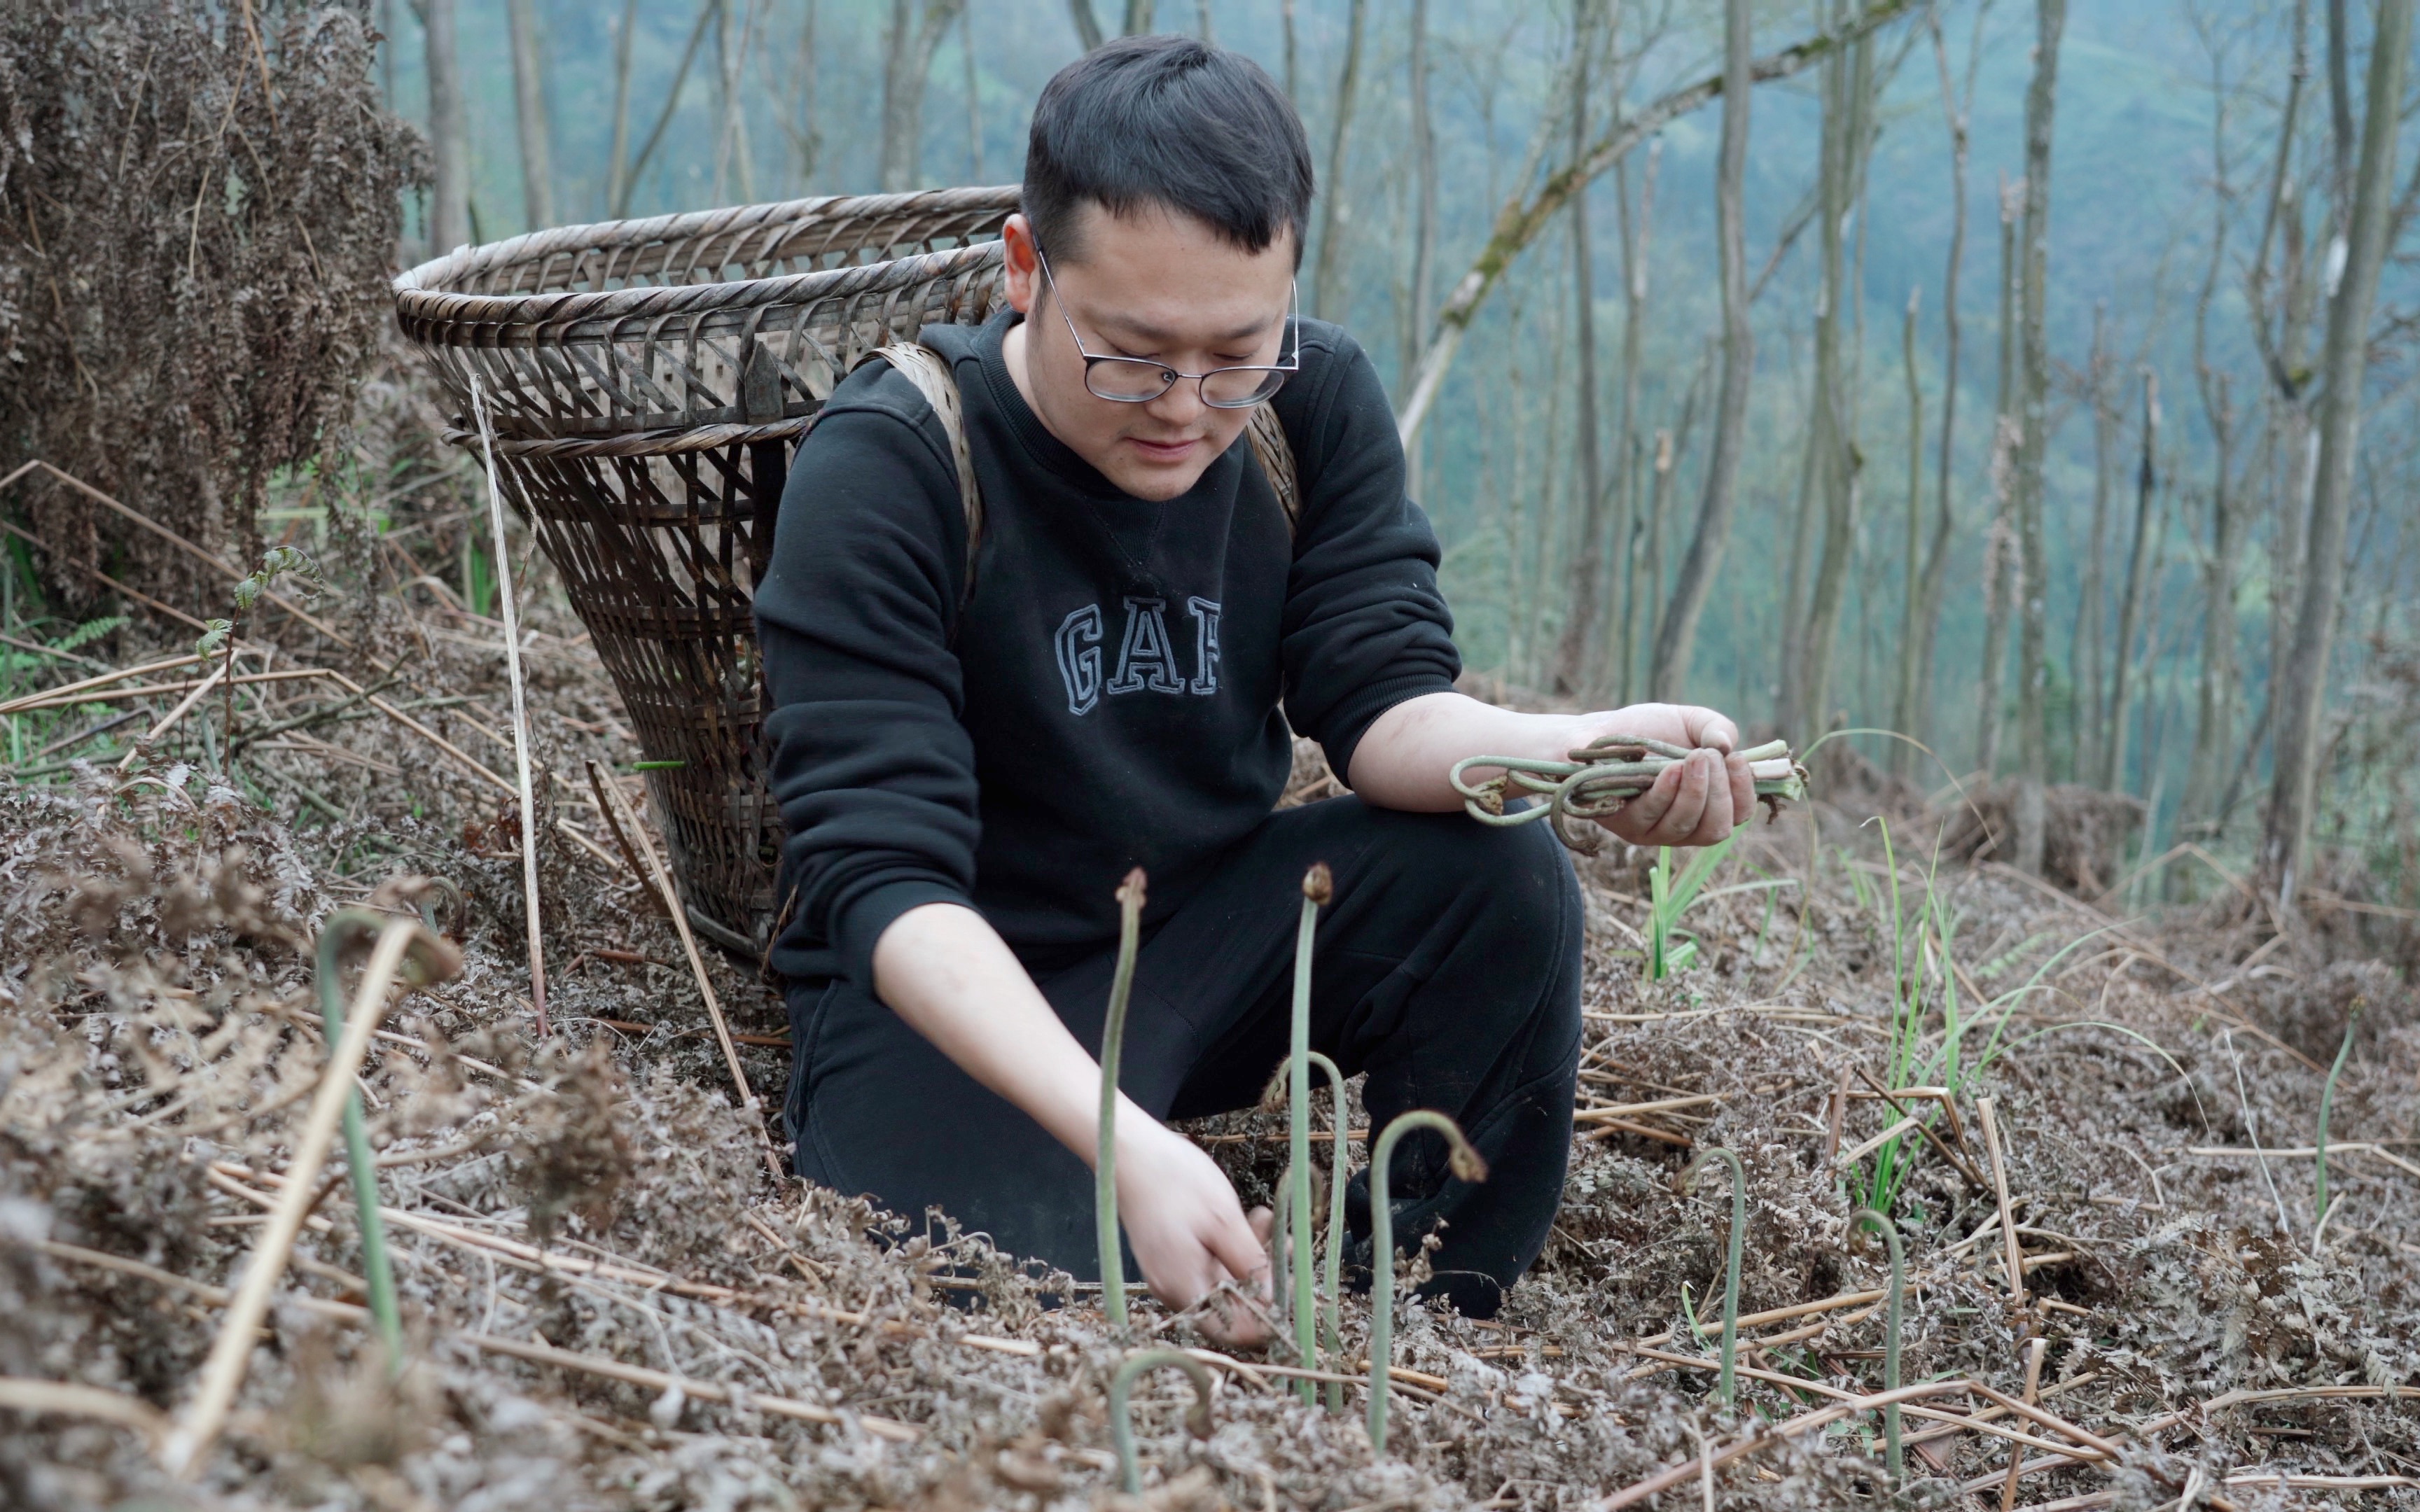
[5,4,2420,1506]
[374,0,2420,910]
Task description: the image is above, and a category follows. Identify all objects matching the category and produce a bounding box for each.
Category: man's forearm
[1347,692,1713,811]
[869,901,1137,1166]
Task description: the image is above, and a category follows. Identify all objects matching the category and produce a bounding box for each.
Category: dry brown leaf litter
[0,552,2415,1511]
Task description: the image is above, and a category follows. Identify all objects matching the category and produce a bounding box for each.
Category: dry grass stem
[468,372,550,1037]
[160,918,452,1476]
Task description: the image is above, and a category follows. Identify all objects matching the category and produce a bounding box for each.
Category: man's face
[1001,203,1295,503]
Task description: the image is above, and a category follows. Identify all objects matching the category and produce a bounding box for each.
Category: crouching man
[755,34,1754,1339]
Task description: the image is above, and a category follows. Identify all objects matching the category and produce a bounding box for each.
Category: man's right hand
[1115,1118,1273,1347]
[872,903,1274,1345]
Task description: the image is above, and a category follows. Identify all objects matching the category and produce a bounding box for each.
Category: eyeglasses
[1035,247,1299,409]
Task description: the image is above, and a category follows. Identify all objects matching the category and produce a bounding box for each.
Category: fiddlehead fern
[1108,1348,1214,1494]
[1097,869,1147,1327]
[1848,1206,1906,1476]
[1677,1146,1746,1405]
[1366,1109,1487,1453]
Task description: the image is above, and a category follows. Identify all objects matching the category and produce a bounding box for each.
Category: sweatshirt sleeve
[755,372,978,990]
[1273,328,1463,785]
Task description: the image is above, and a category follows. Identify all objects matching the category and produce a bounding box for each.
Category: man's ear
[1001,213,1040,315]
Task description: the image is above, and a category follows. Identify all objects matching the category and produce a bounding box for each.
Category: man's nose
[1142,378,1206,429]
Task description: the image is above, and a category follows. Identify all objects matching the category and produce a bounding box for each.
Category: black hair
[1023,35,1314,268]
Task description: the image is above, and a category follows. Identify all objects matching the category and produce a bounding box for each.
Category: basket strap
[872,342,984,602]
[1244,400,1300,531]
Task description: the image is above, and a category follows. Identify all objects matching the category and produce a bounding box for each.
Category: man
[755,36,1753,1340]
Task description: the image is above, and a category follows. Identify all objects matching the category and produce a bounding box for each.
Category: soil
[1,405,2414,1510]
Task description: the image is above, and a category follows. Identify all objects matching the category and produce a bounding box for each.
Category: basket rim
[393,185,1021,335]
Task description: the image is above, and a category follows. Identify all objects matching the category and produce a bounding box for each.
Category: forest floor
[2,396,2417,1510]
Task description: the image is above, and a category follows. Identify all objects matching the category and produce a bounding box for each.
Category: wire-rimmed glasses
[1036,247,1299,409]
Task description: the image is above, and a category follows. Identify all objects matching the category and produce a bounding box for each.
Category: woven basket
[394,186,1021,955]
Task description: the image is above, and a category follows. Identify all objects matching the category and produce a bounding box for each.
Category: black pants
[781,795,1582,1316]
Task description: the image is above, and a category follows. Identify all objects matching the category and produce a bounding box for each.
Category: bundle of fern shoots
[1449,735,1807,849]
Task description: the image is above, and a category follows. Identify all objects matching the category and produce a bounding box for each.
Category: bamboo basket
[394,186,1021,955]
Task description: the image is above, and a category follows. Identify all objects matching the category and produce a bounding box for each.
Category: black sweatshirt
[756,307,1461,990]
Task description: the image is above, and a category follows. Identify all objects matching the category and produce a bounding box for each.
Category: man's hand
[872,904,1274,1345]
[1348,691,1757,846]
[1576,702,1757,849]
[1115,1120,1273,1346]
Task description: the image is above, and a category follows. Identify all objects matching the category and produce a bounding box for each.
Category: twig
[162,918,454,1476]
[2001,1336,2047,1512]
[2185,1142,2420,1178]
[466,372,548,1037]
[0,1378,170,1444]
[584,762,669,917]
[1853,1068,1989,1189]
[1578,1116,1695,1148]
[6,665,331,714]
[1594,1381,1973,1510]
[1975,1096,2028,1320]
[0,652,204,716]
[0,629,111,671]
[584,760,779,1182]
[460,1333,919,1442]
[116,661,228,771]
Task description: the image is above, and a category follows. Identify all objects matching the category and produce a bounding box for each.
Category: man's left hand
[1578,703,1755,848]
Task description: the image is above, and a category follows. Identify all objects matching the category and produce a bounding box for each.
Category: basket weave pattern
[395,186,1020,951]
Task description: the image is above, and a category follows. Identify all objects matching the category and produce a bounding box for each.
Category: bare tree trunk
[1642,427,1674,668]
[2071,304,2112,789]
[1068,0,1104,52]
[797,0,821,190]
[2180,65,2241,841]
[714,0,760,204]
[2103,369,2160,791]
[2263,0,2411,905]
[506,0,555,229]
[615,0,719,220]
[1975,179,2020,776]
[1891,287,1924,764]
[961,3,982,179]
[380,0,396,105]
[2326,0,2354,209]
[1776,377,1820,732]
[1550,0,1606,696]
[1912,2,1987,773]
[2247,0,2312,802]
[1312,0,1369,321]
[1650,0,1753,702]
[1121,0,1150,34]
[1403,0,1439,498]
[1793,10,1874,740]
[425,0,468,254]
[2008,0,2065,875]
[1280,0,1297,101]
[1608,148,1657,703]
[1395,0,1922,449]
[2181,377,2239,841]
[880,0,966,192]
[605,0,640,217]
